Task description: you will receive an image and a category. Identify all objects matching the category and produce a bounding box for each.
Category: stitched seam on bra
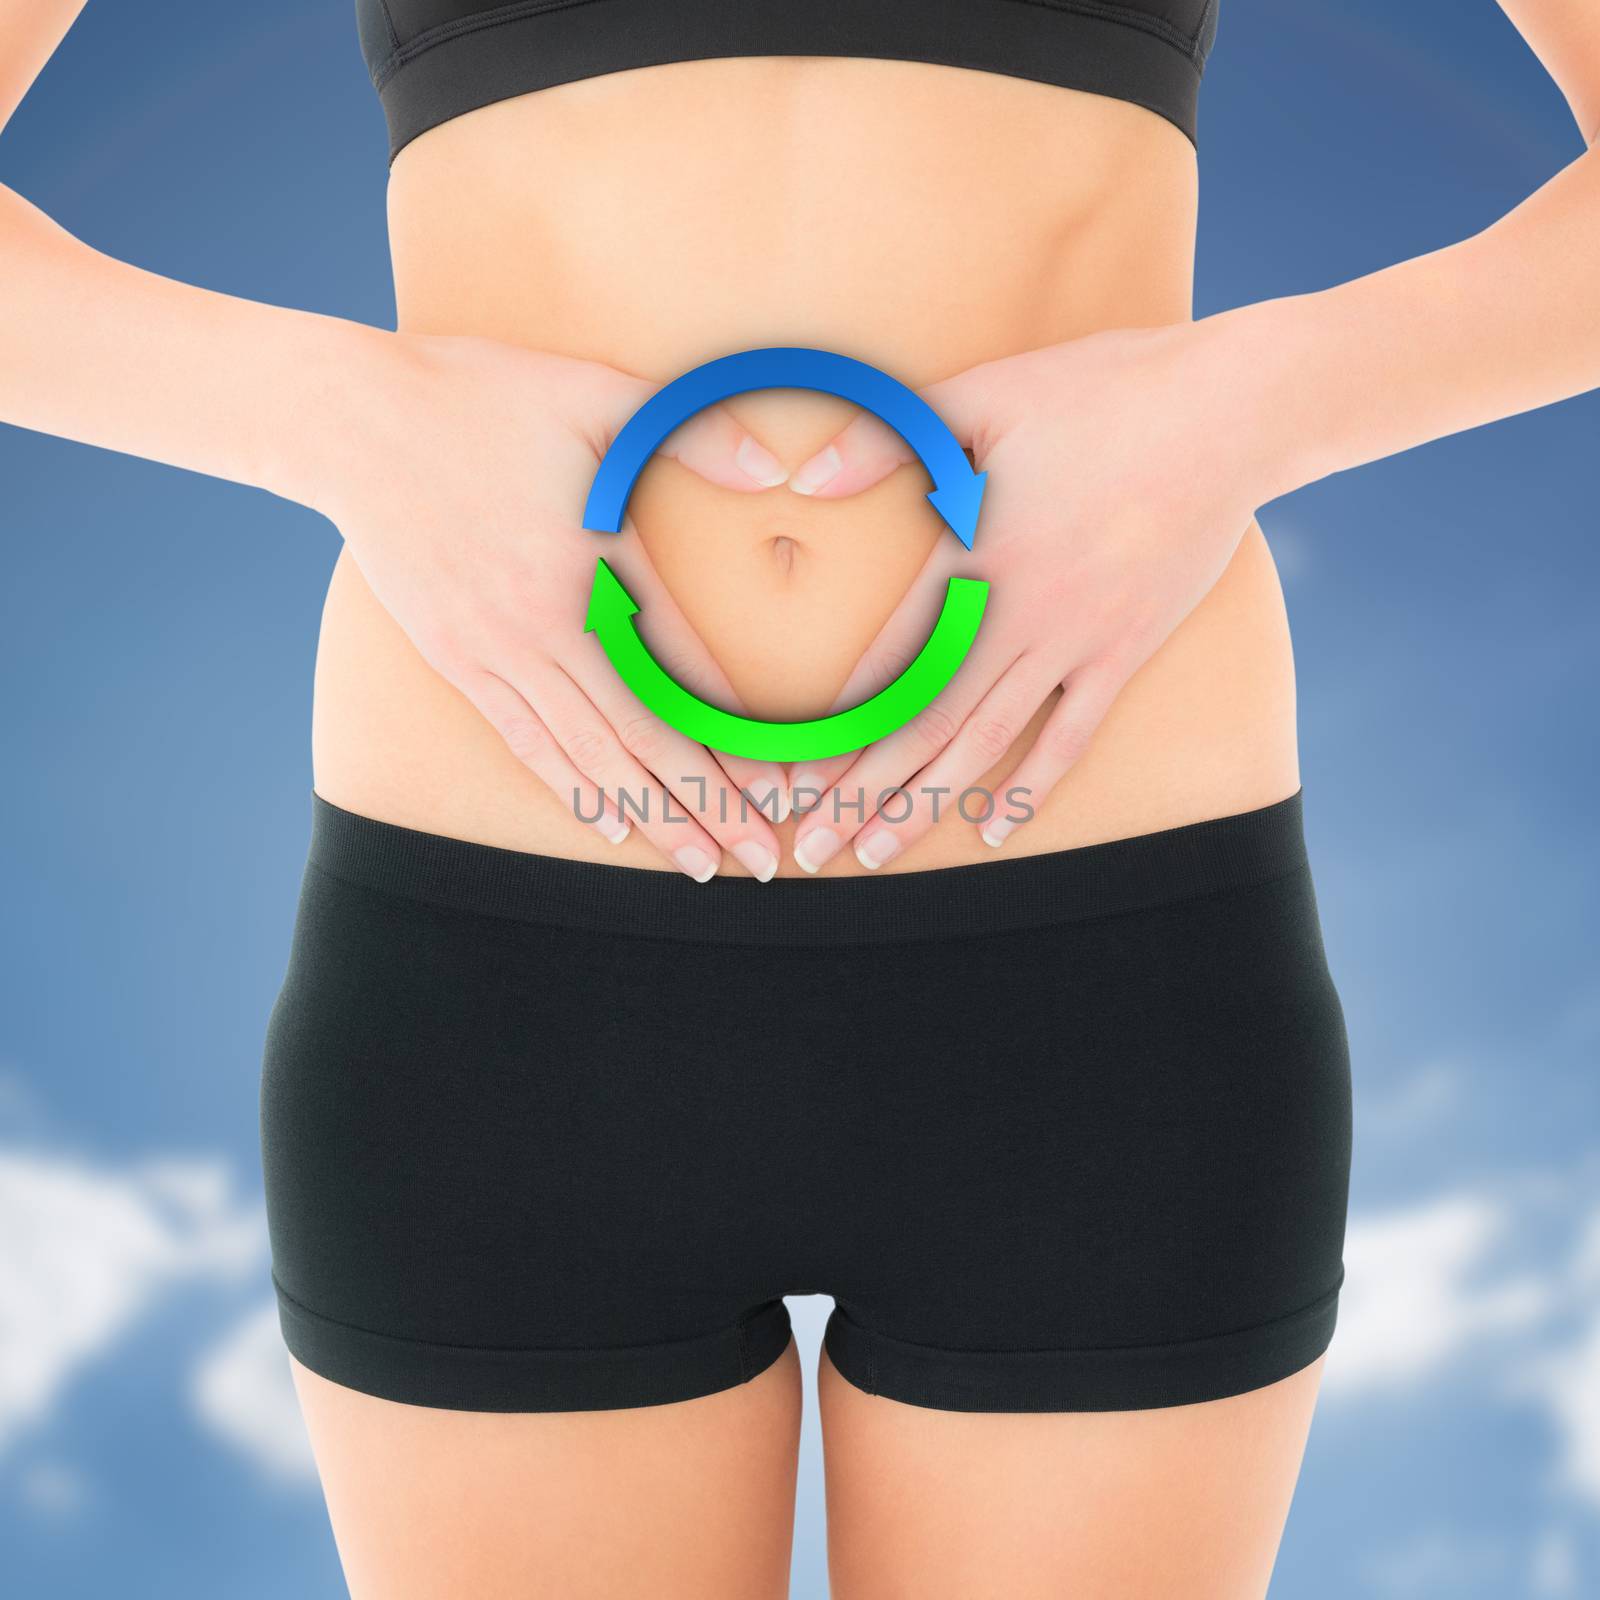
[301,856,1310,951]
[374,0,608,87]
[377,0,400,52]
[373,0,1208,90]
[998,0,1203,60]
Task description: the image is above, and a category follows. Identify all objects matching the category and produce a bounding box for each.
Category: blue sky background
[1,2,1597,1595]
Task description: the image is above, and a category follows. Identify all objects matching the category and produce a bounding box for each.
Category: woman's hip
[259,787,1350,1414]
[308,517,1300,877]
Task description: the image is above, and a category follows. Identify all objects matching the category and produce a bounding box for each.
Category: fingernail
[981,816,1016,848]
[855,831,901,870]
[736,436,789,488]
[789,445,842,496]
[788,777,821,817]
[593,813,631,845]
[744,778,789,825]
[674,845,718,883]
[794,829,842,874]
[732,840,778,883]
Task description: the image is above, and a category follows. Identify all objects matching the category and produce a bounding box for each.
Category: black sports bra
[357,1,1220,163]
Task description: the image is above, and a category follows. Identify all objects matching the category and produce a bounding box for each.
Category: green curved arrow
[585,559,988,761]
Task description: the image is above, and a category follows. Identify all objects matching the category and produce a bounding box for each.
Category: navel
[767,535,799,576]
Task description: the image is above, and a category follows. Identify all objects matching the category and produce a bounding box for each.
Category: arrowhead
[584,558,640,633]
[926,469,987,550]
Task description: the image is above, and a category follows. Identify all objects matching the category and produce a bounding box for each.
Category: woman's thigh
[289,1338,804,1600]
[818,1345,1325,1600]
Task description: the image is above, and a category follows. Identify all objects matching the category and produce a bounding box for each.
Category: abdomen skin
[312,55,1299,874]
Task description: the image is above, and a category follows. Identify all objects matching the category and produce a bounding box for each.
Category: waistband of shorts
[305,789,1311,948]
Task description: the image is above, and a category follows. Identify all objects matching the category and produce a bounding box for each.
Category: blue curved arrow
[582,347,986,549]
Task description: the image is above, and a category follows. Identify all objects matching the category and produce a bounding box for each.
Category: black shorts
[260,790,1351,1414]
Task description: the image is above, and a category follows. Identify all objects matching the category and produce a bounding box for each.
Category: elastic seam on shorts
[824,1271,1345,1414]
[272,1274,792,1412]
[853,1271,1348,1360]
[303,853,1309,955]
[302,788,1312,948]
[272,1272,746,1359]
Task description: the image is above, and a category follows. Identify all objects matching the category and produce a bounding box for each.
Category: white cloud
[1570,1228,1600,1298]
[189,1298,315,1485]
[1530,1525,1580,1596]
[16,1460,92,1519]
[0,1146,265,1457]
[1361,1058,1466,1138]
[1515,1305,1600,1509]
[1365,1523,1585,1599]
[1330,1167,1600,1523]
[1326,1192,1551,1395]
[1364,1526,1511,1597]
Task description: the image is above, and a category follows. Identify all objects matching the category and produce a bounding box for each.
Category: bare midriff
[312,56,1298,876]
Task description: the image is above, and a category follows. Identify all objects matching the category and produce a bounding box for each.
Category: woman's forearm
[1216,133,1600,502]
[0,181,389,510]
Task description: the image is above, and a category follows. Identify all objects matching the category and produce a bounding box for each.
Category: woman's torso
[312,55,1298,875]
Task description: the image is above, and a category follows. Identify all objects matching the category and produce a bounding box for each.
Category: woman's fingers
[786,548,959,823]
[845,659,1057,869]
[785,361,1000,500]
[789,632,1021,874]
[978,660,1126,848]
[559,538,786,878]
[917,363,1000,454]
[499,662,729,880]
[571,659,785,883]
[593,546,790,826]
[594,353,999,507]
[788,411,917,499]
[657,403,791,492]
[459,671,633,847]
[580,360,789,494]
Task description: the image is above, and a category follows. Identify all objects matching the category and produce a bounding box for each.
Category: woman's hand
[784,320,1278,872]
[309,331,794,882]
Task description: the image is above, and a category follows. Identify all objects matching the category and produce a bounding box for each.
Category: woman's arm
[781,0,1600,871]
[0,177,396,506]
[1234,0,1600,502]
[792,0,1600,506]
[0,1,793,880]
[1497,0,1600,143]
[0,3,391,504]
